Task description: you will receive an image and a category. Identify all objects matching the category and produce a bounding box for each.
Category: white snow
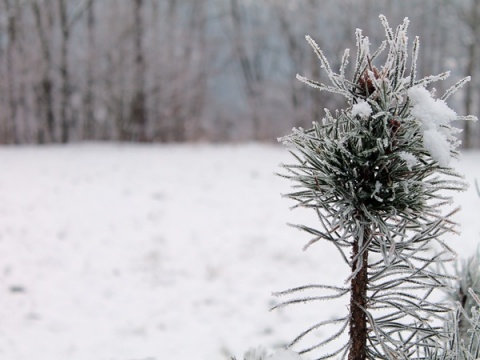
[407,85,458,166]
[0,143,479,360]
[422,129,452,167]
[351,100,372,118]
[268,349,302,360]
[408,86,457,129]
[398,151,418,170]
[243,346,268,360]
[371,180,383,202]
[241,347,301,360]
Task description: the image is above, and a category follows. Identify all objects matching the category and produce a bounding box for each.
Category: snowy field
[0,144,479,360]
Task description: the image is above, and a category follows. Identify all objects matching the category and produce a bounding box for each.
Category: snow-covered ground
[0,144,478,360]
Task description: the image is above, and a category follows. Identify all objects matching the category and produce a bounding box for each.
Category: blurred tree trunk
[58,0,94,142]
[131,0,147,142]
[13,0,28,142]
[463,0,480,149]
[189,0,208,141]
[3,0,19,144]
[84,0,96,140]
[31,0,55,143]
[309,0,322,125]
[276,5,304,128]
[149,1,163,142]
[57,0,71,143]
[363,0,371,36]
[167,0,186,142]
[229,0,263,140]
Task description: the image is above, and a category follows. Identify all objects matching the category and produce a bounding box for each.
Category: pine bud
[358,67,381,96]
[388,118,401,151]
[388,118,401,136]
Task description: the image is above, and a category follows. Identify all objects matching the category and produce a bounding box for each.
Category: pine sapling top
[276,15,477,360]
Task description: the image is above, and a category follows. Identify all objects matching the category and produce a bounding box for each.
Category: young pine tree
[275,15,476,360]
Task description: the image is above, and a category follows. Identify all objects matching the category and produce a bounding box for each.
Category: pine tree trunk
[348,228,369,360]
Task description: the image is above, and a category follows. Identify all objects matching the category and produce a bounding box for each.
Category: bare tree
[84,0,96,139]
[186,0,208,141]
[275,2,305,128]
[2,0,20,143]
[57,0,94,143]
[31,0,55,143]
[130,0,147,141]
[57,0,70,143]
[228,0,265,140]
[459,0,480,149]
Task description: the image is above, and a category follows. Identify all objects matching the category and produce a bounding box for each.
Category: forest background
[0,0,479,147]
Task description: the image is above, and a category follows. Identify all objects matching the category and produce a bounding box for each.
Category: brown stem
[348,228,369,360]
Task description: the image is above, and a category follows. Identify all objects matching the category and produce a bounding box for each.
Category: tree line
[0,0,478,146]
